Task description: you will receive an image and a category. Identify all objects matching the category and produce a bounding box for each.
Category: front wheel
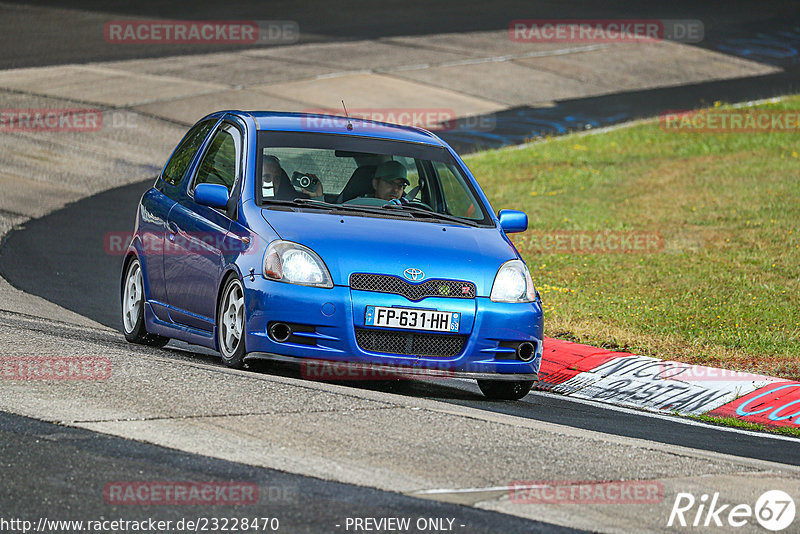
[121,258,169,347]
[217,276,246,369]
[477,379,534,400]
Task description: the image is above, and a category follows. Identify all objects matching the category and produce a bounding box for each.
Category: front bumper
[242,279,543,376]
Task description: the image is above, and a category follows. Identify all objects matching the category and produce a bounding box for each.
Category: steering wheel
[407,199,434,211]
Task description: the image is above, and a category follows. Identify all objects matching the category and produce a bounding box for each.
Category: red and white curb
[539,338,800,429]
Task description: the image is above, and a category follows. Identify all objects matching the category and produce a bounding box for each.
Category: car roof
[225,110,446,146]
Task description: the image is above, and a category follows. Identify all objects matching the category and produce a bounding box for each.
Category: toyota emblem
[403,268,424,281]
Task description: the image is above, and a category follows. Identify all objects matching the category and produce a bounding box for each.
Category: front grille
[350,273,476,301]
[355,328,466,358]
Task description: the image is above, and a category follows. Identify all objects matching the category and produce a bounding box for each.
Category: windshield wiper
[381,203,481,227]
[262,198,478,225]
[293,198,416,218]
[262,198,414,218]
[261,198,330,210]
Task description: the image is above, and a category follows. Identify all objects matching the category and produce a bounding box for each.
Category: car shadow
[245,359,486,401]
[149,342,496,402]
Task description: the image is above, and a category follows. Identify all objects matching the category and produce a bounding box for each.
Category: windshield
[256,131,491,225]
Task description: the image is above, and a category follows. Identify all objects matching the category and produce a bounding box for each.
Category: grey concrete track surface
[1,0,799,68]
[2,2,800,533]
[2,310,800,533]
[4,176,800,467]
[1,411,579,534]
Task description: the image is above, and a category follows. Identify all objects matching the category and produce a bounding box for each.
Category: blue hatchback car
[121,111,543,399]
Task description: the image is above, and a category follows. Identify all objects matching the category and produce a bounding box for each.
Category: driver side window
[193,123,241,193]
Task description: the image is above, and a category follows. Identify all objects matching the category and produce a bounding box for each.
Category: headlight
[263,240,333,288]
[490,259,537,303]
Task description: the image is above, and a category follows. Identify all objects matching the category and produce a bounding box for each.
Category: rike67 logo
[668,490,795,531]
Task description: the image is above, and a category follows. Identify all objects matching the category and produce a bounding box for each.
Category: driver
[371,160,409,201]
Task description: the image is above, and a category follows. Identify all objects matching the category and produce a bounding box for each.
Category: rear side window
[161,120,215,186]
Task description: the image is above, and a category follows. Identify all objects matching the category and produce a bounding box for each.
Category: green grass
[690,414,800,438]
[465,97,800,379]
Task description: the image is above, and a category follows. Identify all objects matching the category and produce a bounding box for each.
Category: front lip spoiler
[244,352,539,382]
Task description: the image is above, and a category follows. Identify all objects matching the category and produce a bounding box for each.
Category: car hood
[261,209,517,295]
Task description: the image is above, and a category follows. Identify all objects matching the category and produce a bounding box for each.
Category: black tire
[477,379,534,400]
[217,276,246,369]
[121,258,169,347]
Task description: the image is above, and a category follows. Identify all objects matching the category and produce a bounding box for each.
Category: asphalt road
[0,410,579,533]
[2,2,800,531]
[1,176,799,469]
[3,1,800,154]
[359,378,800,467]
[2,1,798,69]
[438,68,800,154]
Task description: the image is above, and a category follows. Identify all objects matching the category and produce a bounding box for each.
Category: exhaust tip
[517,341,535,362]
[269,322,292,343]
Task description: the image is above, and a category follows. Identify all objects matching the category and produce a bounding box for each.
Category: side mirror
[498,209,528,233]
[195,183,230,209]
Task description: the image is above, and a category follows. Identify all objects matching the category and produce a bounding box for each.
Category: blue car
[121,111,543,399]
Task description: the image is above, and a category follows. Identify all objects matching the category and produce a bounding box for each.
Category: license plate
[365,306,460,333]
